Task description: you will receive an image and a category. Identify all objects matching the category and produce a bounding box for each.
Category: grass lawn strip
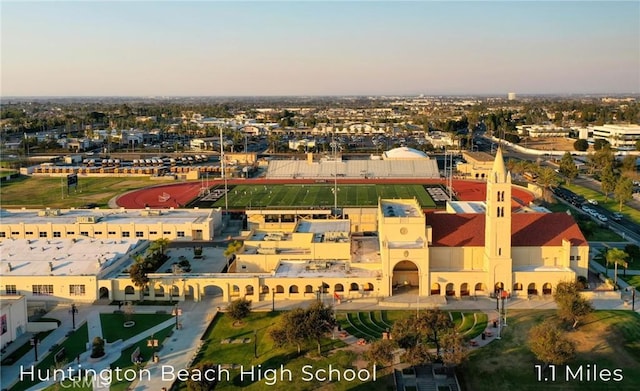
[100,313,173,342]
[564,183,640,225]
[336,313,364,340]
[463,313,488,339]
[9,323,89,391]
[358,312,386,334]
[346,312,377,340]
[457,312,475,334]
[372,311,392,330]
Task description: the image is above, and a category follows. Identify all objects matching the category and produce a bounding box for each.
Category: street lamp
[271,288,275,312]
[31,334,39,361]
[173,304,181,330]
[254,330,258,358]
[70,304,78,330]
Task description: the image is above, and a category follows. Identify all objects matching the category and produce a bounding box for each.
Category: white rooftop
[0,238,142,276]
[0,208,215,225]
[381,200,423,218]
[275,260,379,278]
[296,220,350,233]
[447,201,486,214]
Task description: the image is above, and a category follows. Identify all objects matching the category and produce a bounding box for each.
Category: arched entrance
[99,287,109,299]
[203,285,224,298]
[392,260,419,295]
[184,285,195,301]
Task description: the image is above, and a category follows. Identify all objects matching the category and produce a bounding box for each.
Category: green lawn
[180,311,375,391]
[458,310,640,391]
[10,323,89,391]
[209,184,437,209]
[620,275,640,289]
[100,313,173,342]
[0,175,155,208]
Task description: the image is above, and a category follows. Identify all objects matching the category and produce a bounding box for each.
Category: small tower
[484,148,513,293]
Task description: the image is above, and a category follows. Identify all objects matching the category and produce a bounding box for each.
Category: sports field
[206,184,438,208]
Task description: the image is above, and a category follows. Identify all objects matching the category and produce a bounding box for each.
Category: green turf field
[211,184,437,208]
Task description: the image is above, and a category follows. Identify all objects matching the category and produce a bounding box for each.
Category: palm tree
[149,238,170,256]
[605,248,628,286]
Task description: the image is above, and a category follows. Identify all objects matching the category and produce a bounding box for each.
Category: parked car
[612,212,623,221]
[587,199,598,205]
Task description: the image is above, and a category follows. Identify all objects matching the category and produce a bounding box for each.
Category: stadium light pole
[220,126,228,212]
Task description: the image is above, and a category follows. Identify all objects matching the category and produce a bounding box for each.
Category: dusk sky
[1,1,639,96]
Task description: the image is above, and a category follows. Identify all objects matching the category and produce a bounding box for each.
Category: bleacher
[266,159,439,179]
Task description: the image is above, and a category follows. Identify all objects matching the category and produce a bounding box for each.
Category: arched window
[124,285,135,295]
[350,283,359,291]
[334,284,344,292]
[276,285,284,294]
[262,285,269,294]
[289,285,299,294]
[245,285,254,295]
[305,285,313,293]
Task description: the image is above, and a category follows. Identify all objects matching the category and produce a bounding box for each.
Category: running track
[115,178,534,209]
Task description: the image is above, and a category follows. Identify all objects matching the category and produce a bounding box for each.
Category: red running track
[115,178,534,209]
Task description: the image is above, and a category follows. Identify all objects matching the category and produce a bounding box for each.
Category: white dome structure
[382,147,429,160]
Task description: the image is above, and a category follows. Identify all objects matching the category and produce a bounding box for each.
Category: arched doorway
[445,283,455,297]
[431,283,441,295]
[527,283,537,295]
[460,283,469,297]
[99,287,109,299]
[392,260,419,295]
[203,285,224,298]
[184,285,195,301]
[543,283,552,295]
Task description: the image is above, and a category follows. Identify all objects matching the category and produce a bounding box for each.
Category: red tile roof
[428,213,587,247]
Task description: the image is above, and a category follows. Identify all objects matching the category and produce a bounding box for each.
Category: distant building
[591,124,640,150]
[508,92,517,101]
[516,125,571,138]
[457,151,495,179]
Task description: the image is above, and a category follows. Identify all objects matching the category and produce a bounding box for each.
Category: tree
[186,361,219,391]
[606,248,628,284]
[223,240,243,270]
[391,309,454,360]
[620,155,637,173]
[91,337,105,358]
[227,298,251,324]
[269,307,308,354]
[366,339,396,367]
[149,238,170,256]
[403,344,433,366]
[614,177,633,212]
[600,163,616,202]
[535,167,560,202]
[129,259,149,298]
[624,244,640,266]
[305,301,337,355]
[573,139,589,151]
[553,281,594,329]
[593,138,610,151]
[528,319,575,365]
[559,152,578,185]
[635,140,640,151]
[440,332,469,368]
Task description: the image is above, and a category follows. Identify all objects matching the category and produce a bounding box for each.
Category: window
[177,231,185,237]
[94,231,102,235]
[570,256,575,261]
[5,285,17,295]
[576,256,581,260]
[135,231,144,238]
[108,231,116,235]
[122,232,130,237]
[32,285,54,296]
[53,232,61,238]
[80,231,89,236]
[149,231,157,235]
[12,231,19,235]
[39,232,48,237]
[25,231,34,235]
[66,231,75,235]
[0,232,5,238]
[163,231,171,235]
[69,285,86,296]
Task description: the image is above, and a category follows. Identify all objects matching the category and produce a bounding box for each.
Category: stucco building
[0,149,588,306]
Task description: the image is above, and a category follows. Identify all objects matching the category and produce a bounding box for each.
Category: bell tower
[484,148,512,293]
